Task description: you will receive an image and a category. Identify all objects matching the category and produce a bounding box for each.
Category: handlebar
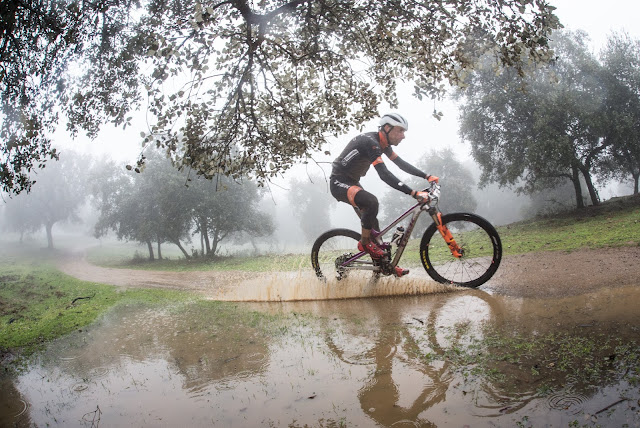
[419,181,440,206]
[428,181,440,197]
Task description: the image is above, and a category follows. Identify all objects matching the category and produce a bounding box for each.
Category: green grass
[397,195,640,267]
[0,198,640,376]
[498,200,640,253]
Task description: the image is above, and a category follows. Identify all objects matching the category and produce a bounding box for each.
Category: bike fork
[432,212,463,258]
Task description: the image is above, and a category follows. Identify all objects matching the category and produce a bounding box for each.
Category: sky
[57,0,640,192]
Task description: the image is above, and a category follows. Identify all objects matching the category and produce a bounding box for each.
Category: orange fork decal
[435,213,462,258]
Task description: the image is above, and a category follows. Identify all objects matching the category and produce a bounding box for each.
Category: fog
[1,148,633,260]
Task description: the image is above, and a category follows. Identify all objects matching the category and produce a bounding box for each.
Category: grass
[0,252,193,367]
[498,197,640,254]
[405,319,640,400]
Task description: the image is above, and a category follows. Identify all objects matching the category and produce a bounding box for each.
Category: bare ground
[58,246,640,300]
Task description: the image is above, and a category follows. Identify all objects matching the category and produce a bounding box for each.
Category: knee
[355,191,378,212]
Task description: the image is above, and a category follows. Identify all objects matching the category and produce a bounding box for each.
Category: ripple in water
[547,391,587,415]
[14,399,28,418]
[71,382,89,393]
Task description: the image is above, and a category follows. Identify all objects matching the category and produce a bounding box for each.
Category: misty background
[1,0,638,258]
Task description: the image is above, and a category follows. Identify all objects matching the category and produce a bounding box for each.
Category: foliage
[599,32,640,194]
[2,0,560,195]
[458,30,611,209]
[288,174,335,243]
[0,0,140,195]
[88,189,640,273]
[1,151,90,248]
[379,148,477,236]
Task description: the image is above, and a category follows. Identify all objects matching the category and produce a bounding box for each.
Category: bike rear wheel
[311,229,376,282]
[419,213,502,288]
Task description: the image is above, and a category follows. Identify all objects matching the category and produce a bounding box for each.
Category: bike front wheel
[419,213,502,288]
[311,229,376,282]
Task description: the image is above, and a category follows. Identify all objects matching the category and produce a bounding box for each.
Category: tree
[287,175,335,243]
[379,148,476,236]
[600,32,640,194]
[0,193,41,242]
[93,150,194,259]
[458,30,608,209]
[188,174,275,256]
[1,151,89,248]
[93,149,274,259]
[91,160,156,258]
[2,0,560,195]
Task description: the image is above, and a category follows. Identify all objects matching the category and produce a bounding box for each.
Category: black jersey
[331,132,394,181]
[330,131,429,196]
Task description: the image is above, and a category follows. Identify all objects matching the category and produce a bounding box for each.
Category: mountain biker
[329,112,439,277]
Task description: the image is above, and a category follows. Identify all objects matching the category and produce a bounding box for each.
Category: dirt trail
[58,247,640,300]
[486,246,640,298]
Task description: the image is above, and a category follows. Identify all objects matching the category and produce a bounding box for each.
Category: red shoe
[394,266,410,277]
[358,241,385,259]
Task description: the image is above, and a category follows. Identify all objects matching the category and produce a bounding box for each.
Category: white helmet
[379,113,409,131]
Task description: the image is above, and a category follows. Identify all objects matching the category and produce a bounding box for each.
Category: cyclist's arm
[372,160,413,195]
[389,153,429,179]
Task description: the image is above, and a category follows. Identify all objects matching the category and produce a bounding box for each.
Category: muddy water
[2,280,640,427]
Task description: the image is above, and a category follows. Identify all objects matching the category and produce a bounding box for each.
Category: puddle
[2,283,640,427]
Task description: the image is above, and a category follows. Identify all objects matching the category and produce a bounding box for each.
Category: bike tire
[311,228,375,282]
[419,213,502,288]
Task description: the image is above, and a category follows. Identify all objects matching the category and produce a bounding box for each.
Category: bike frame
[341,184,461,273]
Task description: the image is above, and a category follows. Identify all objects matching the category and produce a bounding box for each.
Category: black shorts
[330,175,379,230]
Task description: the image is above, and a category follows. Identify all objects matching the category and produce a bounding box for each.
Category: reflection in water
[1,286,639,427]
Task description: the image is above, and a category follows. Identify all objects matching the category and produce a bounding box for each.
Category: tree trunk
[45,222,54,249]
[200,216,211,255]
[157,240,163,260]
[146,240,155,260]
[173,240,190,259]
[579,165,600,206]
[634,173,639,195]
[211,230,219,256]
[571,166,585,209]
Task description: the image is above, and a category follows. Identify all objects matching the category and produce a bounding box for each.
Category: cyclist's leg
[330,176,383,257]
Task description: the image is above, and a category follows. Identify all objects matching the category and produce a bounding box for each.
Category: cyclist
[329,112,439,277]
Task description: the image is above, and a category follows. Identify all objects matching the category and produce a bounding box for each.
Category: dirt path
[58,247,640,300]
[485,246,640,298]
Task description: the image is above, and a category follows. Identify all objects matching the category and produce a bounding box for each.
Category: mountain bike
[310,182,502,288]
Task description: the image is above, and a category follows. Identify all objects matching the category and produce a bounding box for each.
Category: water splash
[215,271,454,302]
